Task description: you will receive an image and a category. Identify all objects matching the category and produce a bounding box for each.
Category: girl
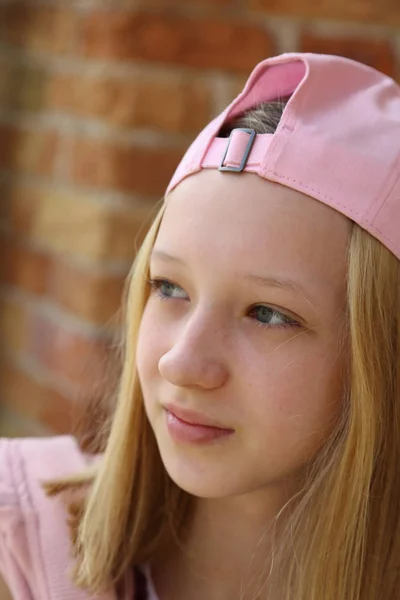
[1,51,400,600]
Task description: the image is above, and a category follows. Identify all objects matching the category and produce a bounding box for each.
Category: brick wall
[0,0,399,437]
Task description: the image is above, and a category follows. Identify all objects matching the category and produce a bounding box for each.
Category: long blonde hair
[48,102,400,599]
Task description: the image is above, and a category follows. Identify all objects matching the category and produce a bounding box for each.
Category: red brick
[0,235,50,295]
[81,12,274,73]
[0,360,79,434]
[48,258,126,323]
[249,0,400,26]
[1,184,41,236]
[0,296,29,356]
[0,360,46,421]
[300,34,396,77]
[0,58,49,112]
[0,234,127,323]
[0,183,11,225]
[47,73,212,134]
[0,125,58,177]
[107,206,153,261]
[27,311,111,390]
[0,405,48,438]
[40,386,83,434]
[1,183,151,263]
[71,137,183,196]
[0,4,77,54]
[185,0,234,4]
[0,57,15,109]
[134,0,234,5]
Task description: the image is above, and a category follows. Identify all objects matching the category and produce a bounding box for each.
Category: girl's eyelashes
[147,277,302,330]
[248,305,301,329]
[148,277,188,301]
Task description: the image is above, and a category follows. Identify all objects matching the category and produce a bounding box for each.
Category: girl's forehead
[160,170,351,270]
[154,171,351,314]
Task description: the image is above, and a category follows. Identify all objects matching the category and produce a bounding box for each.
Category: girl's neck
[150,488,294,600]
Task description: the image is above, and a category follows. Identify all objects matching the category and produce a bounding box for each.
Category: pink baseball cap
[166,52,400,260]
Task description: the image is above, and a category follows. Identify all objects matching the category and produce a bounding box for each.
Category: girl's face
[136,171,351,499]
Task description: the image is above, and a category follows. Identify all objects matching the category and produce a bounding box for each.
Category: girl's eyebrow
[243,273,309,298]
[151,249,310,299]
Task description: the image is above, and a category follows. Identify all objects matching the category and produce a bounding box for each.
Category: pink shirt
[0,436,159,600]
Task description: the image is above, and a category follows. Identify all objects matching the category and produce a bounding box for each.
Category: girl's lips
[164,405,234,445]
[164,404,231,429]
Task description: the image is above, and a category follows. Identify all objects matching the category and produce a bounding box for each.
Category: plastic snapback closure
[218,128,256,172]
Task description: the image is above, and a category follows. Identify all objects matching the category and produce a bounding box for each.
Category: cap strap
[201,128,273,173]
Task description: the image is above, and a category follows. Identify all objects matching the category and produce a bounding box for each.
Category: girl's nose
[158,317,229,390]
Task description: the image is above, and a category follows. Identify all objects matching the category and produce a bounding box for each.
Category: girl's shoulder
[0,435,117,600]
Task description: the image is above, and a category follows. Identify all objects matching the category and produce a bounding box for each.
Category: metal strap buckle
[218,128,256,172]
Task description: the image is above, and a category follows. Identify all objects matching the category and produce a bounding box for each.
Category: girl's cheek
[137,310,168,379]
[137,313,154,375]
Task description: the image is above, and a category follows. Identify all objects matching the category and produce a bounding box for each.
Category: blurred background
[0,0,399,439]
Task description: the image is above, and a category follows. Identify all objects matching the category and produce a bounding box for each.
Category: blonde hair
[47,102,400,599]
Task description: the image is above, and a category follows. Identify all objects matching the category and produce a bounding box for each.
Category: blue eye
[148,278,187,300]
[147,278,301,330]
[248,305,300,329]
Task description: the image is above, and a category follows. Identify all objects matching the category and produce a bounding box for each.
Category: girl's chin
[159,453,233,498]
[158,451,256,499]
